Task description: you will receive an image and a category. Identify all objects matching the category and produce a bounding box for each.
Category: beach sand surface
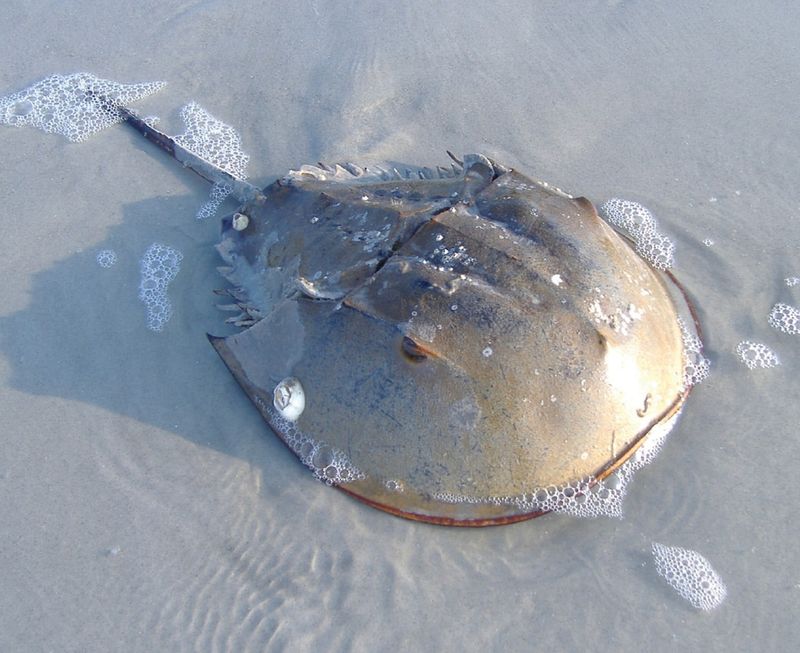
[1,2,798,651]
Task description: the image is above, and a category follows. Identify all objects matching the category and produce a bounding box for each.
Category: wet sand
[1,2,798,651]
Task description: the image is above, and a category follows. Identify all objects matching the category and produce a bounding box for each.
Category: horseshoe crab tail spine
[90,92,264,204]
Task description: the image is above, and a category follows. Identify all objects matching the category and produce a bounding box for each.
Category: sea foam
[652,543,727,611]
[600,198,676,271]
[735,341,780,369]
[138,243,183,332]
[0,72,165,142]
[174,102,250,220]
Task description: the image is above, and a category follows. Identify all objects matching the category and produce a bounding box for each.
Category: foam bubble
[95,249,118,268]
[173,102,249,219]
[768,302,800,334]
[195,182,234,220]
[651,543,727,611]
[785,276,800,287]
[174,102,249,179]
[0,73,165,142]
[279,416,364,485]
[735,341,780,369]
[600,198,676,270]
[138,243,183,332]
[678,317,710,388]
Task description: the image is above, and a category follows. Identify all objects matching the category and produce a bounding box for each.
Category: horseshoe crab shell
[208,153,695,526]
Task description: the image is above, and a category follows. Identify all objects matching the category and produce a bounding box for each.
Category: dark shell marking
[209,154,692,526]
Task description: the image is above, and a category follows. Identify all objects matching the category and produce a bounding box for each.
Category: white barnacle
[232,212,250,231]
[273,377,305,421]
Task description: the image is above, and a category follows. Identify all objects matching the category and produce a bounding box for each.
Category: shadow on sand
[0,191,276,460]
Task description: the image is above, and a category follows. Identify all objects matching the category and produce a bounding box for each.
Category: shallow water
[1,2,799,651]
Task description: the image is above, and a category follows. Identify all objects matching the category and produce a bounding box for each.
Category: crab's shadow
[0,193,285,465]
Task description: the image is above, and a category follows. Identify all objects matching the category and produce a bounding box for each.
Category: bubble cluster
[678,317,710,388]
[95,249,118,268]
[735,341,780,369]
[195,182,233,221]
[600,198,676,270]
[279,416,365,486]
[785,276,800,287]
[0,72,165,142]
[173,102,249,219]
[175,102,249,179]
[651,543,727,611]
[433,474,621,519]
[138,243,183,331]
[768,302,800,335]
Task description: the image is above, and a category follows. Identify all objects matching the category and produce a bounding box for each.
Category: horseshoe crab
[115,103,698,526]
